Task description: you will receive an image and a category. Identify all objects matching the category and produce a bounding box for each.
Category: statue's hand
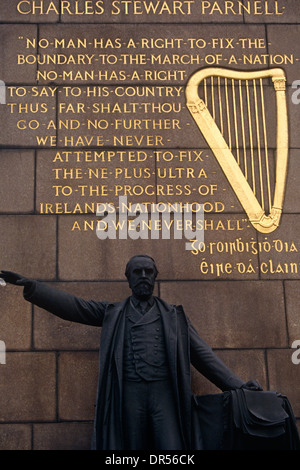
[241,380,263,391]
[0,270,31,287]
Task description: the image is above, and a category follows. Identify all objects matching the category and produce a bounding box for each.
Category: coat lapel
[156,298,178,375]
[94,296,193,450]
[156,298,192,449]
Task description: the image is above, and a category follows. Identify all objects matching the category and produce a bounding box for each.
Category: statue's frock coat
[24,282,244,449]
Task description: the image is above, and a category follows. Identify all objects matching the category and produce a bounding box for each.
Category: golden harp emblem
[186,68,289,233]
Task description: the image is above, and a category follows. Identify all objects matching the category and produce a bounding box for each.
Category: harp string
[200,76,274,213]
[211,76,215,120]
[239,80,248,181]
[246,79,256,198]
[204,78,207,105]
[253,78,265,211]
[231,79,240,166]
[218,77,224,135]
[225,78,232,151]
[260,78,272,213]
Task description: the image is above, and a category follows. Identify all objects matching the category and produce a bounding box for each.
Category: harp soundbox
[186,68,289,233]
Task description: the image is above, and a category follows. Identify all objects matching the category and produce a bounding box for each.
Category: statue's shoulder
[105,297,130,312]
[155,296,187,316]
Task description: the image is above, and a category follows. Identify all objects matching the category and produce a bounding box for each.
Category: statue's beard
[131,281,154,299]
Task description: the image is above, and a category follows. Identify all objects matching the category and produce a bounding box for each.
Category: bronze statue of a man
[1,255,261,450]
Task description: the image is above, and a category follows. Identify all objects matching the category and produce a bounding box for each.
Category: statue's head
[125,255,158,299]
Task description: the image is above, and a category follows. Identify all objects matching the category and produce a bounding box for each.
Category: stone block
[36,148,156,209]
[160,280,287,348]
[284,281,300,343]
[284,150,300,214]
[0,284,32,350]
[58,351,99,420]
[34,281,132,350]
[0,424,31,450]
[191,349,267,395]
[155,148,243,212]
[287,86,300,149]
[33,422,93,450]
[267,349,300,417]
[257,214,300,280]
[0,151,35,213]
[0,86,56,147]
[0,0,59,22]
[57,214,184,280]
[171,212,259,281]
[0,215,57,280]
[0,25,37,83]
[267,25,300,84]
[55,87,200,150]
[0,352,56,421]
[245,1,300,23]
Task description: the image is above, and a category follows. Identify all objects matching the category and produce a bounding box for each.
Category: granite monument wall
[0,0,299,449]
